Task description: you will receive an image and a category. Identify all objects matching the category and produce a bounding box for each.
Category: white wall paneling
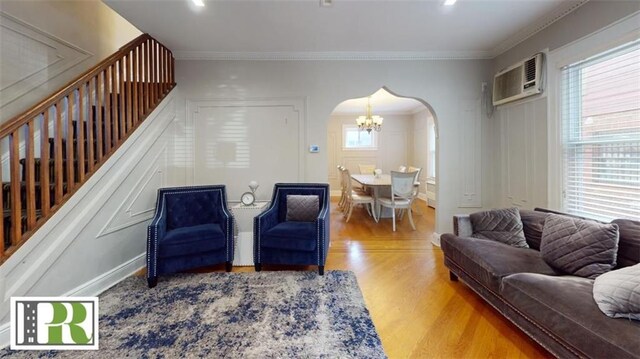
[186,98,306,201]
[498,97,548,209]
[0,92,179,345]
[0,12,91,109]
[457,101,482,208]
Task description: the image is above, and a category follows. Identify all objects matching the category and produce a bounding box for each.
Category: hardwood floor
[322,199,550,359]
[178,198,553,358]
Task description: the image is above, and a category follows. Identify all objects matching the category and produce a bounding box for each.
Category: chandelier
[356,96,383,133]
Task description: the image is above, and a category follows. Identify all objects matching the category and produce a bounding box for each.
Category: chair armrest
[453,215,473,237]
[147,201,168,279]
[317,198,330,265]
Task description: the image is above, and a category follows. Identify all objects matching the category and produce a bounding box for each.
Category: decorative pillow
[286,195,319,222]
[469,207,528,248]
[593,263,640,320]
[540,214,619,279]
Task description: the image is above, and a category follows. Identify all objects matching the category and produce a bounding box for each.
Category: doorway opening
[327,87,438,232]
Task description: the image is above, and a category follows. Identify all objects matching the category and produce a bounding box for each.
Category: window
[561,41,640,221]
[342,124,378,150]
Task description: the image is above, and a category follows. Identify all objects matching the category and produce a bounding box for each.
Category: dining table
[351,173,418,219]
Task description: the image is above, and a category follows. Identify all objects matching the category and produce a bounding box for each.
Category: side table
[230,201,270,266]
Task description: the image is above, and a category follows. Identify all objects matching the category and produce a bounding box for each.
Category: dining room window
[342,124,378,150]
[560,40,640,221]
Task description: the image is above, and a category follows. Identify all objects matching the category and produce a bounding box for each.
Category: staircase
[0,34,175,263]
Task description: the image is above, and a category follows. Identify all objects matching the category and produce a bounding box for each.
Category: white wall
[492,1,639,211]
[173,59,494,233]
[0,91,180,345]
[410,108,436,197]
[327,113,414,191]
[0,0,141,123]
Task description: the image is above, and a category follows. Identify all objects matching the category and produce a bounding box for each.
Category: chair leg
[319,265,324,275]
[407,208,416,230]
[450,271,459,281]
[345,203,354,222]
[392,208,396,232]
[255,263,262,272]
[225,261,232,272]
[148,277,158,288]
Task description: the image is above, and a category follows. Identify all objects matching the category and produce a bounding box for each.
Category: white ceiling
[103,0,587,113]
[104,0,586,60]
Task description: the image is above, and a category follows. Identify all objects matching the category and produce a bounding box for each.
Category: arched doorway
[327,87,439,232]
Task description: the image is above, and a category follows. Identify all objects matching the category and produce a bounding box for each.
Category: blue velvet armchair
[147,185,234,288]
[254,183,330,275]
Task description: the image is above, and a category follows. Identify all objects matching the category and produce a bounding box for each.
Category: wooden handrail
[0,33,176,262]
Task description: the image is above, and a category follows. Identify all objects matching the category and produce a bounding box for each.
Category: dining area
[337,164,422,231]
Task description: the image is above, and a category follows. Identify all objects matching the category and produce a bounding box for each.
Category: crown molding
[174,50,493,61]
[491,0,589,57]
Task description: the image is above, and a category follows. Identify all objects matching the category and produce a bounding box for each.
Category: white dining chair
[378,171,417,231]
[407,166,422,215]
[342,168,377,222]
[398,165,407,172]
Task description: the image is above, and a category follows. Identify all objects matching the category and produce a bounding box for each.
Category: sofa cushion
[159,223,226,258]
[541,214,619,279]
[469,207,528,248]
[501,273,640,359]
[262,222,317,251]
[612,219,640,268]
[519,210,549,250]
[286,195,319,222]
[441,235,558,293]
[593,263,640,320]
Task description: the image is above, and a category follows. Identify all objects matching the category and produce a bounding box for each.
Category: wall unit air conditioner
[493,53,543,106]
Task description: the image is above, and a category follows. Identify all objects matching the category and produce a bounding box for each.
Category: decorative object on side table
[240,180,259,206]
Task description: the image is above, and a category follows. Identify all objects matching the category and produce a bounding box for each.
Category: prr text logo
[10,297,99,350]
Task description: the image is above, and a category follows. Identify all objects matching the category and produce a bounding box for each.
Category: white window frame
[547,14,640,219]
[342,124,378,151]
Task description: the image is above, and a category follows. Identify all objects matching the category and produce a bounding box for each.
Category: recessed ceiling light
[192,0,205,7]
[444,0,457,5]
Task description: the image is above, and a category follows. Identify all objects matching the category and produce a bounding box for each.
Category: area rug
[2,271,386,358]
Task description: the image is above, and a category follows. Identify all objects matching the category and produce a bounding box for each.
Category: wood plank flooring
[171,198,553,358]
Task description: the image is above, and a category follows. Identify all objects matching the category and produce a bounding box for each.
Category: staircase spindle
[145,40,151,115]
[110,64,118,146]
[66,94,75,191]
[119,57,126,140]
[105,67,113,153]
[54,100,64,202]
[10,130,21,244]
[151,40,157,107]
[25,120,36,229]
[0,161,4,254]
[40,110,51,217]
[132,48,139,127]
[126,54,133,132]
[77,85,86,182]
[86,78,95,173]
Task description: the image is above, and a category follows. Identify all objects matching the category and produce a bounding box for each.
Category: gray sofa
[441,208,640,359]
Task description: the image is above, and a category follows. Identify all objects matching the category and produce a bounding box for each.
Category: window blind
[561,41,640,221]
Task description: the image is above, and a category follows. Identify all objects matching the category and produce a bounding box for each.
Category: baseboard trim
[0,254,145,348]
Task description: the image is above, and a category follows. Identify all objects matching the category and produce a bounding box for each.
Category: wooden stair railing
[0,33,175,263]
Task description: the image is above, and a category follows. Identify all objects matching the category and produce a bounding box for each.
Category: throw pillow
[286,195,319,222]
[593,263,640,320]
[540,214,619,279]
[469,207,528,248]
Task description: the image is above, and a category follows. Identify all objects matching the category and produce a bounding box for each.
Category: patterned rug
[2,271,386,358]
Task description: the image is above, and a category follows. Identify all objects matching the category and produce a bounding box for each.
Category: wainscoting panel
[0,12,91,107]
[457,102,482,208]
[186,98,306,201]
